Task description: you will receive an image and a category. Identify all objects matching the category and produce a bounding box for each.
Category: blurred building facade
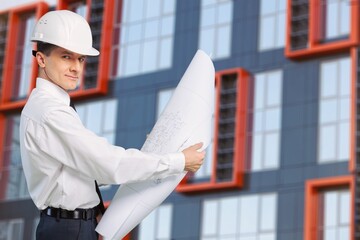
[0,0,356,240]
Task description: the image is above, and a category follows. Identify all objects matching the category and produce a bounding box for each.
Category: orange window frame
[176,68,249,193]
[286,0,360,59]
[0,2,48,112]
[0,114,5,198]
[56,0,115,101]
[304,175,354,240]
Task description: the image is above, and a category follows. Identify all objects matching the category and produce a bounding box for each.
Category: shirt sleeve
[38,106,185,184]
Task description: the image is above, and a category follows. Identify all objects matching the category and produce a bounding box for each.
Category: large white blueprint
[95,50,215,239]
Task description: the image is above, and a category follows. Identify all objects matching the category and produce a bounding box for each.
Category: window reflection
[323,0,350,40]
[318,56,350,163]
[199,0,233,59]
[1,115,29,200]
[250,70,282,171]
[319,189,350,240]
[259,0,286,51]
[111,0,176,77]
[138,204,173,240]
[201,193,277,239]
[76,99,118,144]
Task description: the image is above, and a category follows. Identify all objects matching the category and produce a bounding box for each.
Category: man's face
[40,46,86,91]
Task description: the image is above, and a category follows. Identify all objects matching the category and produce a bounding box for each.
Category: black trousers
[36,212,98,240]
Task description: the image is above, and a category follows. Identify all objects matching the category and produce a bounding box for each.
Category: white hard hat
[31,10,99,56]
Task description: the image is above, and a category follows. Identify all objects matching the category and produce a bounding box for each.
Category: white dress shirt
[20,78,185,210]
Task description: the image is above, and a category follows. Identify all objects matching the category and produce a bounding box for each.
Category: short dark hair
[32,42,57,57]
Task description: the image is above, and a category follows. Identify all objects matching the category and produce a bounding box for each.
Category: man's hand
[182,142,205,172]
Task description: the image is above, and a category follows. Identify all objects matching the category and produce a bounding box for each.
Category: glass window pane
[276,12,286,47]
[339,98,350,120]
[339,226,350,240]
[142,40,158,72]
[278,0,287,11]
[202,200,218,235]
[255,74,265,109]
[145,0,160,18]
[260,194,276,231]
[201,6,216,27]
[144,19,159,39]
[218,2,232,24]
[265,108,281,131]
[128,0,144,22]
[128,23,142,42]
[339,0,350,35]
[239,196,258,233]
[104,99,118,132]
[264,132,279,169]
[159,37,173,69]
[157,205,172,238]
[319,125,336,162]
[319,99,337,124]
[338,122,349,160]
[259,16,275,50]
[266,71,282,106]
[324,228,337,240]
[339,57,350,96]
[260,0,276,15]
[251,134,263,171]
[339,191,350,224]
[157,88,175,119]
[219,197,238,235]
[321,61,337,97]
[326,1,339,39]
[199,28,215,56]
[254,111,264,132]
[324,191,338,227]
[259,233,275,240]
[163,0,175,14]
[86,102,102,134]
[161,16,174,36]
[216,25,231,58]
[125,43,141,75]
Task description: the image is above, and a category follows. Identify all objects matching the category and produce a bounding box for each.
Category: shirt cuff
[166,152,185,175]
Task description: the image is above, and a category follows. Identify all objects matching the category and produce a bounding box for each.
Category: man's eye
[79,57,86,62]
[62,55,70,59]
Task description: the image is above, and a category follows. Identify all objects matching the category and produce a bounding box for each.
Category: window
[286,0,358,58]
[259,0,286,51]
[12,14,35,100]
[250,70,282,171]
[322,0,350,41]
[0,13,9,93]
[177,68,249,193]
[304,176,353,240]
[157,88,215,179]
[138,204,173,240]
[0,2,48,111]
[199,0,233,59]
[0,219,24,240]
[111,0,176,77]
[319,189,350,240]
[0,115,29,200]
[76,99,118,144]
[318,57,350,163]
[201,193,277,239]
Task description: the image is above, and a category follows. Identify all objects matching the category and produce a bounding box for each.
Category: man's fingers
[191,142,203,150]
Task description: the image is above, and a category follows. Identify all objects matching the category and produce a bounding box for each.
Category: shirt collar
[36,78,70,106]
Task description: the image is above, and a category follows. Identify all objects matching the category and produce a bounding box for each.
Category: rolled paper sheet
[96,50,215,239]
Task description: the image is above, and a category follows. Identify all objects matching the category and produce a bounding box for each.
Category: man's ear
[35,52,46,68]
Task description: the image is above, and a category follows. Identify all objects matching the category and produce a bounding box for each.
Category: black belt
[41,207,97,220]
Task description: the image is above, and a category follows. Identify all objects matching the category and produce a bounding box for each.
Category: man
[20,10,205,240]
